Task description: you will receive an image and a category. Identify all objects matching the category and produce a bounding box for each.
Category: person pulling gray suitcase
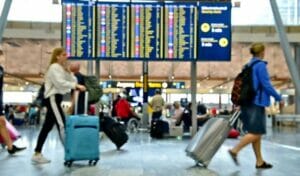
[185,110,241,167]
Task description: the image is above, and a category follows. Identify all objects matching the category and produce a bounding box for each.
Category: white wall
[3,91,35,104]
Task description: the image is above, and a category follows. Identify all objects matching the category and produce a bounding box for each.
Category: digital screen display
[62,1,232,62]
[198,2,232,61]
[131,3,162,60]
[97,2,130,59]
[164,3,197,60]
[62,2,95,59]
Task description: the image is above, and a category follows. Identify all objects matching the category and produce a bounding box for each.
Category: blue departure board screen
[164,2,197,60]
[61,1,232,62]
[131,3,162,60]
[97,2,130,59]
[198,2,232,61]
[62,1,95,59]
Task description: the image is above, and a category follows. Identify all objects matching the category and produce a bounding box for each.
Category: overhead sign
[131,3,163,60]
[62,1,95,59]
[97,2,130,59]
[198,2,231,61]
[62,1,232,62]
[164,2,197,60]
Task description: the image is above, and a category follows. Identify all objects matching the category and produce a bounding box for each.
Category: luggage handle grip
[74,91,88,115]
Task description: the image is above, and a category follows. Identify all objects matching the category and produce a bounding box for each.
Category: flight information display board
[62,2,95,59]
[164,3,197,60]
[131,3,162,60]
[97,2,130,59]
[198,2,231,61]
[61,1,232,62]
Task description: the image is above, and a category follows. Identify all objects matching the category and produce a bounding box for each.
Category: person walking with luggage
[0,65,26,154]
[228,43,284,169]
[149,89,165,120]
[32,48,86,164]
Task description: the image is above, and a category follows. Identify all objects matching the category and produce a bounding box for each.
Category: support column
[270,0,300,113]
[295,44,300,114]
[94,60,100,117]
[191,61,197,136]
[95,60,100,80]
[0,0,12,43]
[87,61,93,75]
[142,61,149,129]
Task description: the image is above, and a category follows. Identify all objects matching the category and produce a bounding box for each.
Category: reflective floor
[1,125,300,176]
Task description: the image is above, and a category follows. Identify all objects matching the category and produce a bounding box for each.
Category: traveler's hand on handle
[76,84,86,92]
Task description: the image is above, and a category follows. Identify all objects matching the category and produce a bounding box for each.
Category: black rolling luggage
[150,119,169,139]
[100,116,128,150]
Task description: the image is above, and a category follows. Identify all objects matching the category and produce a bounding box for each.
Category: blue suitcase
[64,115,99,167]
[64,92,99,167]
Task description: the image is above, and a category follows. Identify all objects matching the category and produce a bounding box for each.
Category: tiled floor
[1,125,300,176]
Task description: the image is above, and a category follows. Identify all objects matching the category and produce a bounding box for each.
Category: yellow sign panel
[134,82,162,88]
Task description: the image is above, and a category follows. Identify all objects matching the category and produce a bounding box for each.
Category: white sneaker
[31,154,51,164]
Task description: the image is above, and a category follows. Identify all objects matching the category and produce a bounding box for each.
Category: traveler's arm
[257,64,282,101]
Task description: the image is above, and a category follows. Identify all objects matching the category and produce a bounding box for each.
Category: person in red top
[211,107,217,117]
[115,92,140,123]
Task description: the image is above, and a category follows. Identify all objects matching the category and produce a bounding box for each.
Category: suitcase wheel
[127,118,140,133]
[64,160,73,167]
[88,160,98,166]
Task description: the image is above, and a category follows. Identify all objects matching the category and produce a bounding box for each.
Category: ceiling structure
[0,38,292,93]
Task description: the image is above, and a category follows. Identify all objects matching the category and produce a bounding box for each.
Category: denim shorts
[241,103,266,134]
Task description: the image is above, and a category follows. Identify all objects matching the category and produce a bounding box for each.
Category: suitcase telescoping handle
[229,110,241,127]
[74,90,89,115]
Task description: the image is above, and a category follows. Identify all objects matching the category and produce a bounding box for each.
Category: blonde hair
[250,43,265,57]
[49,47,65,65]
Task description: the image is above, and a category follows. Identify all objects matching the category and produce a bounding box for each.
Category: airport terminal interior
[1,0,300,176]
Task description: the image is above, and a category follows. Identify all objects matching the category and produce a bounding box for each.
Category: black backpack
[231,60,261,106]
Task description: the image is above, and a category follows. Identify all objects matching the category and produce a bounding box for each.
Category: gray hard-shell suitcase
[185,111,240,167]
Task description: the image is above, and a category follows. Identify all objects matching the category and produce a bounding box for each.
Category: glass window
[7,0,62,22]
[3,0,300,24]
[232,0,299,25]
[0,1,4,15]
